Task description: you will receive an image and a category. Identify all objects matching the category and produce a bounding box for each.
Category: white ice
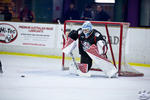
[0,55,150,100]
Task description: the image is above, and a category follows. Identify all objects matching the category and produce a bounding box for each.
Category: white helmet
[82,21,93,37]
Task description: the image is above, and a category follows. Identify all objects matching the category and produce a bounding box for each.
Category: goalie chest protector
[78,29,104,55]
[68,29,105,56]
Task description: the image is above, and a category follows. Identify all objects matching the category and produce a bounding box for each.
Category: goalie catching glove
[62,30,78,55]
[62,37,77,55]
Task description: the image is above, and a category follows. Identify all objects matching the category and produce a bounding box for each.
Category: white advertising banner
[0,22,56,48]
[1,21,150,64]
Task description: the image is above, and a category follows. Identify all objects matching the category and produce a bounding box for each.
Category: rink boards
[0,21,150,66]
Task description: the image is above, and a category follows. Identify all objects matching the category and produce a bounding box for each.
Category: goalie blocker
[62,21,118,78]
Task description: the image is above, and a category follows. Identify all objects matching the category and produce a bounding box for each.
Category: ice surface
[0,55,150,100]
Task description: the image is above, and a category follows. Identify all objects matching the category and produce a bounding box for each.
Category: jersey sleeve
[68,30,79,40]
[94,30,108,55]
[94,29,106,42]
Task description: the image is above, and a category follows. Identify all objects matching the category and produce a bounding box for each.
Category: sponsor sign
[0,23,18,43]
[0,22,56,48]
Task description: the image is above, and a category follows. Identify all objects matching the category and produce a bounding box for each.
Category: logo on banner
[0,23,18,43]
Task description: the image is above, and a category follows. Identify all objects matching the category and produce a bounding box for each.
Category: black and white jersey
[68,28,106,56]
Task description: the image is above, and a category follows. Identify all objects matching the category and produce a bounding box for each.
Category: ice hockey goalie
[62,21,118,78]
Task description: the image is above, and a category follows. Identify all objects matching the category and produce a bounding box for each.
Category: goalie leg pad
[69,63,91,77]
[86,44,118,78]
[78,63,88,73]
[77,70,91,77]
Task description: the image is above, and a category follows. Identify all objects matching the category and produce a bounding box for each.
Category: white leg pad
[69,63,91,77]
[87,52,118,78]
[85,44,118,78]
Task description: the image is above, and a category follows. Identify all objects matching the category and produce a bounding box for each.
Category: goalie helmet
[82,21,93,37]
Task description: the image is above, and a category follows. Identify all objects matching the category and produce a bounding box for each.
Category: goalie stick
[57,19,78,70]
[57,19,67,41]
[70,52,78,70]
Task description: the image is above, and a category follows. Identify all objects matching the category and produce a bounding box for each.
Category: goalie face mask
[82,21,93,38]
[82,28,90,37]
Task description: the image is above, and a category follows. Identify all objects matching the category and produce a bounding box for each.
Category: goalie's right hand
[62,37,77,55]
